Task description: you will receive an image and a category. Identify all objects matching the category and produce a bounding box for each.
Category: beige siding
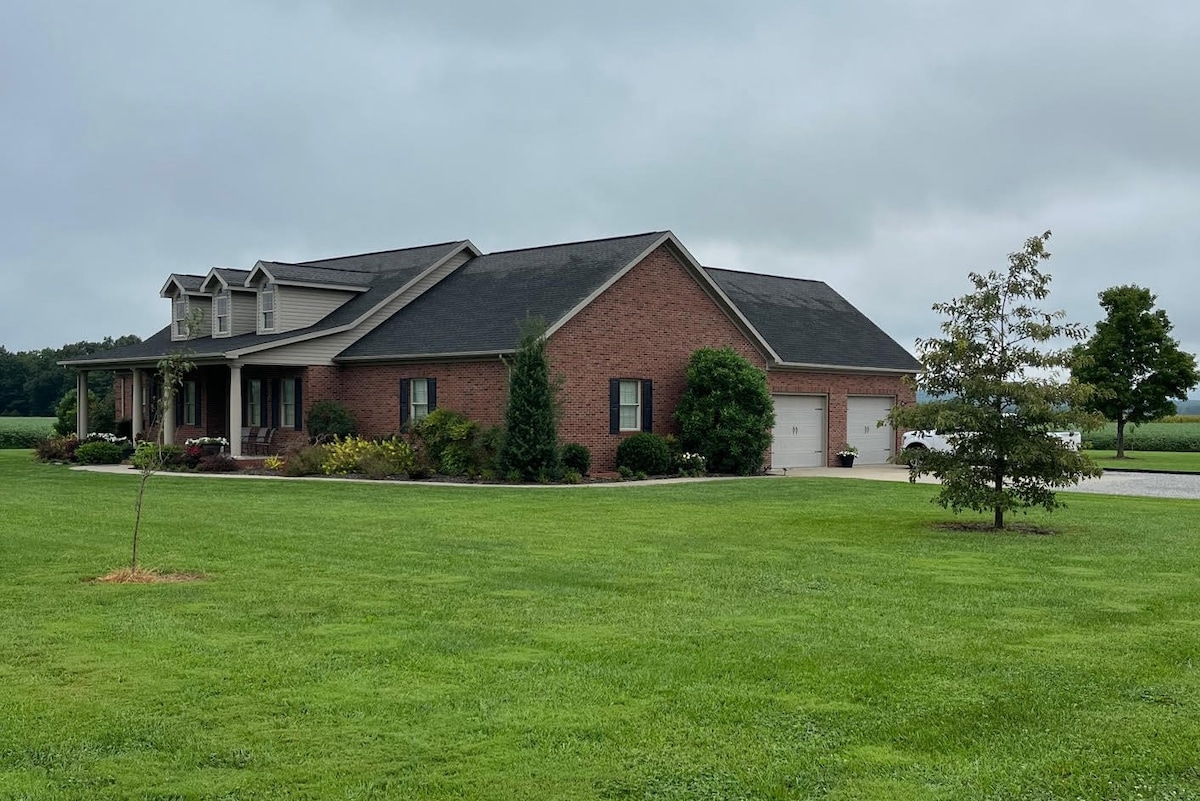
[188,296,212,337]
[277,286,356,332]
[241,250,473,365]
[230,290,257,336]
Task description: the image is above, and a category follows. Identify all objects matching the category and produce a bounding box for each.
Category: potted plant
[186,436,230,457]
[836,443,858,467]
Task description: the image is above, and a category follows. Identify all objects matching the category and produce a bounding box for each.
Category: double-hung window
[173,297,188,337]
[399,378,437,427]
[609,378,653,433]
[260,284,276,331]
[247,379,263,427]
[215,291,230,335]
[281,379,297,428]
[182,380,198,426]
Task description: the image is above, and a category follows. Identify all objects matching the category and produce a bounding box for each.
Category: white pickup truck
[902,429,1082,452]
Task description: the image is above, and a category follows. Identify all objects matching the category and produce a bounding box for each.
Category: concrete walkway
[71,462,1200,498]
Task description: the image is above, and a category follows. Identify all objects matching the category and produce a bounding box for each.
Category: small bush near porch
[2,450,1199,799]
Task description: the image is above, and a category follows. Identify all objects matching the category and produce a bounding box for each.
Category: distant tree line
[0,336,141,417]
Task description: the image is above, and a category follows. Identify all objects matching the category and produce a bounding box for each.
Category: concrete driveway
[779,463,1200,501]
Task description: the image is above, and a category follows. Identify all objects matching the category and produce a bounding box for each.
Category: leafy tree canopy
[888,231,1101,529]
[1072,285,1199,457]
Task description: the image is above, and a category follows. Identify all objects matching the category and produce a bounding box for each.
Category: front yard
[2,451,1198,799]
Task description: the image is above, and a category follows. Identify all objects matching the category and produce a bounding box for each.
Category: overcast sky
[3,1,1198,367]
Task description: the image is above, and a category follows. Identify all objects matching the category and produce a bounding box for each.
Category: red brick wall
[547,244,767,471]
[337,361,509,437]
[768,371,916,466]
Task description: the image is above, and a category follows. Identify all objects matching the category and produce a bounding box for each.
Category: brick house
[63,231,921,470]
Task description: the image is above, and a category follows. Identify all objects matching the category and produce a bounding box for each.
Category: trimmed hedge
[1084,422,1200,452]
[615,433,674,476]
[0,430,46,449]
[73,441,128,465]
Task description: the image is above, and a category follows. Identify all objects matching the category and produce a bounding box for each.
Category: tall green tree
[1072,285,1199,458]
[675,347,775,475]
[497,318,560,481]
[887,231,1100,529]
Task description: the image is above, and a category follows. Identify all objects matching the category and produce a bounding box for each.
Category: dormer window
[173,297,188,337]
[215,291,230,335]
[260,284,276,331]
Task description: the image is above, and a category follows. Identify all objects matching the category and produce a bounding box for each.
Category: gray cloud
[2,0,1197,368]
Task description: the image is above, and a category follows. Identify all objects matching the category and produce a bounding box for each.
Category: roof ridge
[481,231,667,258]
[299,240,465,266]
[703,265,827,285]
[260,260,377,276]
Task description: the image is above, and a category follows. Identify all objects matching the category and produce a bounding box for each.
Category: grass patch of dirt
[92,567,208,584]
[932,521,1060,536]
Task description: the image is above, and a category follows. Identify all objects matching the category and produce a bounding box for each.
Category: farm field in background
[2,451,1200,799]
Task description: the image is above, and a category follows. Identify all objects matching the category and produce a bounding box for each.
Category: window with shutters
[610,378,653,433]
[281,379,297,428]
[400,377,437,427]
[182,380,198,426]
[259,284,276,331]
[410,378,430,422]
[247,379,263,427]
[173,297,188,337]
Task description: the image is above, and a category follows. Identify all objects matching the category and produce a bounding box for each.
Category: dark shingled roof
[338,232,667,358]
[704,267,922,371]
[257,262,375,288]
[170,274,206,292]
[64,241,468,366]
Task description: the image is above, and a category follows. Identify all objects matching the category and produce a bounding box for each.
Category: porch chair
[252,427,277,454]
[241,427,258,454]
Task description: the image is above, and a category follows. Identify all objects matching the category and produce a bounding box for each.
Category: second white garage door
[846,396,895,465]
[771,395,826,468]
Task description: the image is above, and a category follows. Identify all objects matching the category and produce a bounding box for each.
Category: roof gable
[703,267,922,372]
[338,232,669,359]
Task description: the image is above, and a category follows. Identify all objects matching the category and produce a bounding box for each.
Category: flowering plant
[85,432,128,444]
[185,436,229,447]
[836,443,859,457]
[677,451,707,477]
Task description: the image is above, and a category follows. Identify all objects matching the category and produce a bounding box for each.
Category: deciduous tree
[888,232,1100,529]
[1072,285,1199,458]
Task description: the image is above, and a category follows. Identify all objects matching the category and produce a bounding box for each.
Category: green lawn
[1090,450,1200,473]
[3,451,1199,800]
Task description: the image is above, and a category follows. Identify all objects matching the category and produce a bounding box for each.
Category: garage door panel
[847,396,894,465]
[772,395,825,468]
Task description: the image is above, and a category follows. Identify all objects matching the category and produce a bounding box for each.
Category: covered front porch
[74,362,308,458]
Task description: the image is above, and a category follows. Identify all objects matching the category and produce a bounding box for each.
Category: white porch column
[131,369,144,439]
[229,363,243,458]
[76,371,89,438]
[163,385,176,446]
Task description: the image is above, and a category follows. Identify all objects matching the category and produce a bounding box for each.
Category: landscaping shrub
[283,445,329,477]
[497,319,560,480]
[307,400,357,442]
[616,432,674,475]
[73,440,126,465]
[54,389,115,437]
[677,451,707,477]
[560,442,591,476]
[34,435,79,462]
[1083,422,1200,452]
[196,454,239,472]
[0,429,47,450]
[322,436,415,477]
[562,468,582,485]
[415,409,497,476]
[676,347,775,475]
[130,443,187,470]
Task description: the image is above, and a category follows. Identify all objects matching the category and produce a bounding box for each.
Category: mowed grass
[1090,450,1200,473]
[2,452,1200,800]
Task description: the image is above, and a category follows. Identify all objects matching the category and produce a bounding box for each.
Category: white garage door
[771,395,826,468]
[846,396,894,465]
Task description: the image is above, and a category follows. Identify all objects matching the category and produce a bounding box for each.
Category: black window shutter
[609,379,620,434]
[271,379,281,427]
[195,383,201,428]
[175,389,183,426]
[428,378,437,412]
[641,379,653,432]
[399,378,410,428]
[242,380,249,425]
[293,378,303,431]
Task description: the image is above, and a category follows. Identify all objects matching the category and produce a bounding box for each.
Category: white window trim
[618,379,642,432]
[215,291,230,336]
[173,297,188,338]
[410,377,430,422]
[259,284,276,332]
